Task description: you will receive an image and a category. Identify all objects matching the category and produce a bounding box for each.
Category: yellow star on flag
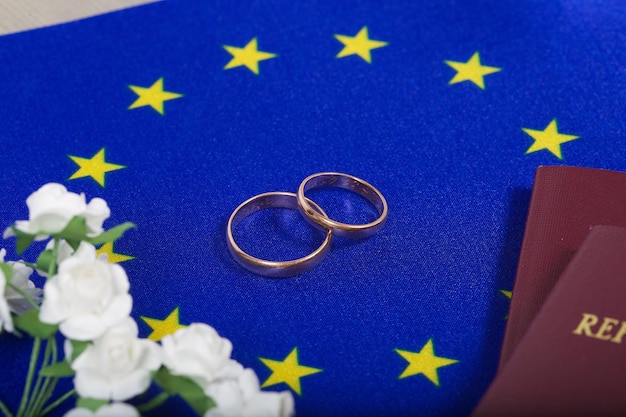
[500,289,512,319]
[445,52,501,89]
[395,339,459,386]
[223,38,277,75]
[128,77,183,115]
[522,119,579,159]
[96,242,134,263]
[334,26,388,63]
[68,148,125,187]
[259,347,322,395]
[141,307,186,342]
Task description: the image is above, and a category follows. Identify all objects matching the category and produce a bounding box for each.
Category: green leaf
[69,340,90,362]
[11,227,36,255]
[87,222,136,246]
[154,367,215,415]
[36,250,55,275]
[65,239,81,251]
[0,263,13,281]
[13,310,58,338]
[55,216,88,243]
[40,360,74,377]
[76,398,108,412]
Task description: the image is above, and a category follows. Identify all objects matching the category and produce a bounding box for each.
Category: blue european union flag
[1,0,625,416]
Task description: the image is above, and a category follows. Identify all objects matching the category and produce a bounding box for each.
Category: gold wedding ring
[296,172,388,239]
[226,192,332,278]
[227,173,387,277]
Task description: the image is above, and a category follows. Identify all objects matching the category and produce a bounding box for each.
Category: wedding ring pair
[226,172,388,277]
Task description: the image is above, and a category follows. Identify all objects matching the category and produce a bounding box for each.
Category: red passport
[473,225,626,416]
[500,166,626,366]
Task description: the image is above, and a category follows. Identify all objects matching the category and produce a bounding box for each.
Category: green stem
[47,239,59,278]
[29,337,63,417]
[7,284,39,311]
[0,399,14,417]
[39,389,75,417]
[36,338,60,416]
[136,392,170,413]
[17,337,41,417]
[24,338,52,417]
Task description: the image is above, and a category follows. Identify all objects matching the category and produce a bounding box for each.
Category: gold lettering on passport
[572,313,598,337]
[572,313,626,344]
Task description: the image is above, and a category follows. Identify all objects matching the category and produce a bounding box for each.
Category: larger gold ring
[297,172,388,239]
[226,192,333,278]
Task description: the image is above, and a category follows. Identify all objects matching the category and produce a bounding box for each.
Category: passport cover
[473,225,626,417]
[500,166,626,367]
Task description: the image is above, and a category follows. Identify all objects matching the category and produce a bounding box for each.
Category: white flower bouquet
[0,184,294,417]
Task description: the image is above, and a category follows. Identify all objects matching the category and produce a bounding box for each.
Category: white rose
[72,318,161,401]
[204,378,245,417]
[0,249,43,332]
[161,323,243,390]
[0,264,13,333]
[3,183,110,239]
[242,390,294,417]
[38,240,101,277]
[204,369,295,417]
[39,248,131,340]
[63,402,139,417]
[51,239,100,264]
[5,260,42,314]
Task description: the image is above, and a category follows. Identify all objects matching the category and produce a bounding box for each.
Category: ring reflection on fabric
[226,192,333,278]
[297,172,388,239]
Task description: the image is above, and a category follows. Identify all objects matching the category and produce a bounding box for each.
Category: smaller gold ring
[226,192,332,278]
[297,172,388,239]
